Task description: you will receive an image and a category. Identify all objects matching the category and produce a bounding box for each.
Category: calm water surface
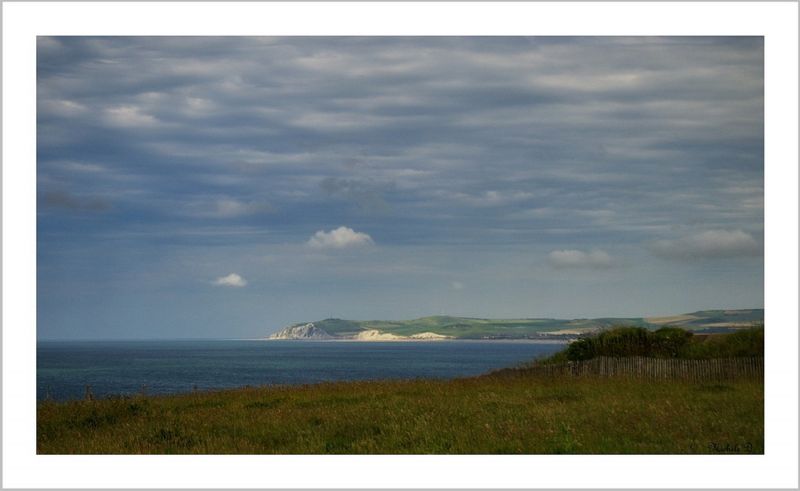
[37,340,565,401]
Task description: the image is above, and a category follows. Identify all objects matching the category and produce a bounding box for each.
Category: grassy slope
[305,310,762,339]
[312,316,567,339]
[38,373,763,454]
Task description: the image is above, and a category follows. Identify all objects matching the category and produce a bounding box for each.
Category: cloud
[451,281,464,290]
[548,249,614,269]
[307,226,374,249]
[104,105,159,127]
[439,190,535,208]
[42,190,111,212]
[180,198,274,219]
[58,161,107,174]
[213,273,247,287]
[648,229,761,260]
[40,99,88,118]
[36,37,763,253]
[320,177,392,211]
[211,199,273,218]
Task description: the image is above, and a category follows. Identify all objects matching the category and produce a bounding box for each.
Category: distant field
[646,314,698,325]
[38,372,763,454]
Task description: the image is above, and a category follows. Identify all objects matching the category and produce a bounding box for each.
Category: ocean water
[37,339,566,401]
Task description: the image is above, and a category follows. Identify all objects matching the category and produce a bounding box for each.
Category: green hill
[270,309,763,340]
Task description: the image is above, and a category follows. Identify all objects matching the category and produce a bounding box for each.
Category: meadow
[38,371,762,454]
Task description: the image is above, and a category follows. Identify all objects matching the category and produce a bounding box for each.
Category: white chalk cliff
[353,329,405,341]
[269,322,333,340]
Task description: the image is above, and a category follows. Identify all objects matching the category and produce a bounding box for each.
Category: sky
[36,37,764,340]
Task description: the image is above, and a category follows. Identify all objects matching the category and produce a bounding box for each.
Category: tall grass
[38,372,763,454]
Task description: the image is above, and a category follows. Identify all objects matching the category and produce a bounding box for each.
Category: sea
[37,339,566,401]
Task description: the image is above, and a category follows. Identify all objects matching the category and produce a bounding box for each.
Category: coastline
[248,337,573,344]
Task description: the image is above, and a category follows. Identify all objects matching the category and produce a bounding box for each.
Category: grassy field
[38,371,763,454]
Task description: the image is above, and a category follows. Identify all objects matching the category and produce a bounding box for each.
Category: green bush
[651,327,693,357]
[565,326,658,361]
[681,327,763,359]
[565,338,595,361]
[547,325,762,363]
[595,326,653,357]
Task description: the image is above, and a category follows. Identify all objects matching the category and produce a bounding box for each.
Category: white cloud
[307,226,374,249]
[451,281,464,290]
[183,96,215,115]
[182,198,274,219]
[441,190,535,208]
[41,99,88,117]
[213,273,247,287]
[649,229,761,260]
[104,105,158,127]
[215,199,251,217]
[213,199,273,218]
[548,249,614,269]
[60,161,107,174]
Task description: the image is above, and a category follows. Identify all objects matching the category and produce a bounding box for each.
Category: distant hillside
[267,309,763,340]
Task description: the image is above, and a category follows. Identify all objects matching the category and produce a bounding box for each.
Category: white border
[3,2,798,489]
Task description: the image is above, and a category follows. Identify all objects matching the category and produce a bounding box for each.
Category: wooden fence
[522,356,763,382]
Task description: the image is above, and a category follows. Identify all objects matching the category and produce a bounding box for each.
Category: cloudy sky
[37,37,763,340]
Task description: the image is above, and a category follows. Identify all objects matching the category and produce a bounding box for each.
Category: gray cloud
[36,38,764,244]
[648,229,762,260]
[42,190,111,212]
[320,177,392,211]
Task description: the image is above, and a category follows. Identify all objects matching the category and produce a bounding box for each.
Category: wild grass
[38,372,763,454]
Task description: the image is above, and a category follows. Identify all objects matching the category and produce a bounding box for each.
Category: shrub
[681,327,763,359]
[565,338,595,361]
[565,326,654,361]
[651,327,693,358]
[547,325,762,363]
[595,326,652,357]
